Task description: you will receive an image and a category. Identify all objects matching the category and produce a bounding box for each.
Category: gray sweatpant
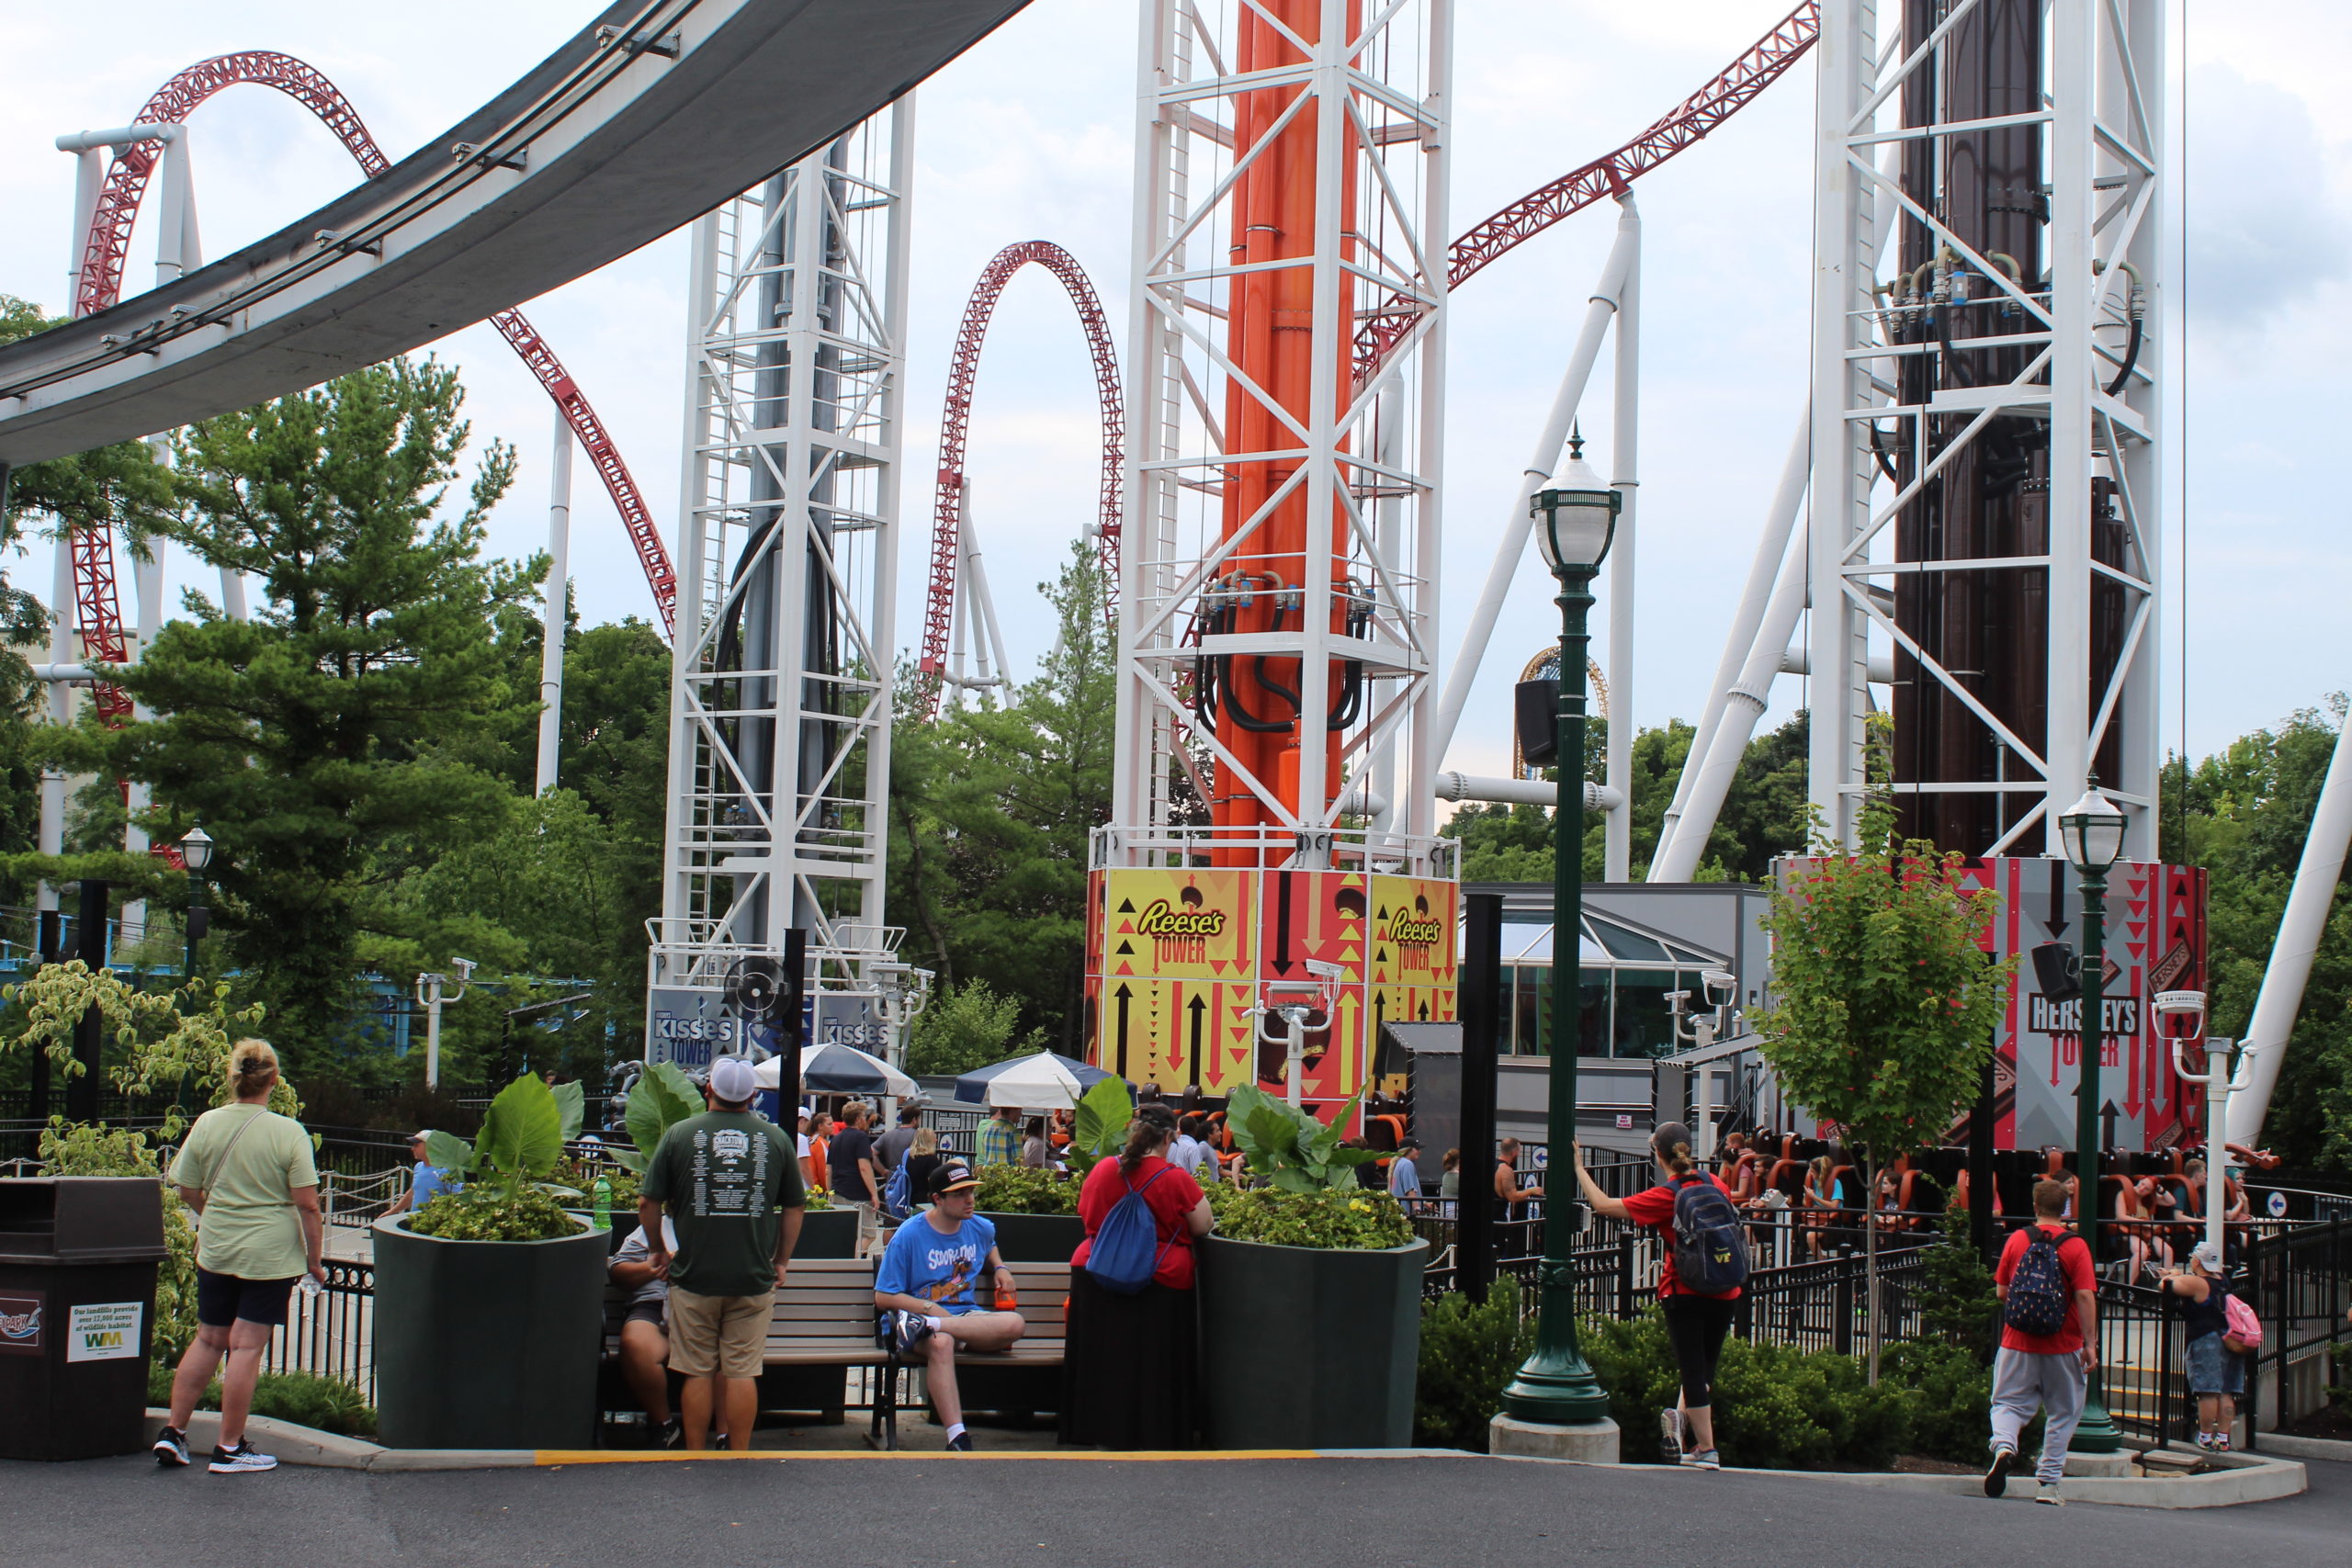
[1989,1347,2087,1484]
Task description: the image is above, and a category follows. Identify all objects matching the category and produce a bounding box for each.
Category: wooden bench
[598,1257,1069,1449]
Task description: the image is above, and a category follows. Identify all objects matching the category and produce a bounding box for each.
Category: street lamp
[1499,440,1619,1431]
[179,821,215,989]
[2057,778,2126,1455]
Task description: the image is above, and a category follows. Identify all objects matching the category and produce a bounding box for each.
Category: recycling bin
[0,1177,168,1461]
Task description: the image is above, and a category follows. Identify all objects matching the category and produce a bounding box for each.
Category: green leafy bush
[407,1074,586,1240]
[1415,1282,1537,1450]
[616,1060,700,1176]
[408,1181,579,1241]
[974,1163,1079,1215]
[1583,1308,1909,1469]
[1881,1338,2007,1463]
[803,1182,831,1212]
[148,1363,377,1438]
[1917,1200,2001,1359]
[1225,1084,1381,1191]
[1206,1184,1413,1250]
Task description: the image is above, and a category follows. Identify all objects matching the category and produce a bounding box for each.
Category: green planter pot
[795,1207,859,1259]
[1199,1234,1429,1450]
[372,1216,608,1450]
[980,1212,1085,1263]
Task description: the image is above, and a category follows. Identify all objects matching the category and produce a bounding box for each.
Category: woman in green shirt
[153,1041,324,1475]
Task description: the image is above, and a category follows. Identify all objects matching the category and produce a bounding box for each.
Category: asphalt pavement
[6,1450,2348,1567]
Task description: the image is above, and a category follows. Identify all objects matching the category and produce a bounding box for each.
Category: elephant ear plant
[1063,1075,1136,1175]
[615,1060,703,1175]
[1210,1086,1409,1250]
[407,1075,588,1241]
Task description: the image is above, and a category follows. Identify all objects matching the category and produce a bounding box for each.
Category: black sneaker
[1984,1444,2015,1498]
[946,1431,974,1452]
[659,1416,683,1450]
[153,1426,190,1468]
[208,1439,278,1474]
[891,1310,936,1356]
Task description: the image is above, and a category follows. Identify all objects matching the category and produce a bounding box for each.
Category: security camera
[2152,989,2207,1035]
[1702,970,1737,1003]
[452,957,478,983]
[1304,959,1347,981]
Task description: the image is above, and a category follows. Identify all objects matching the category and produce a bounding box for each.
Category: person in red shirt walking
[1061,1104,1215,1449]
[1984,1179,2099,1506]
[1570,1122,1741,1471]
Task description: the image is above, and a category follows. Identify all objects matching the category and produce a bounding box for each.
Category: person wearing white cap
[638,1055,805,1450]
[2159,1240,2247,1451]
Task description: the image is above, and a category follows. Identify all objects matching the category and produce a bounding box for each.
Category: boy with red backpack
[1985,1178,2099,1505]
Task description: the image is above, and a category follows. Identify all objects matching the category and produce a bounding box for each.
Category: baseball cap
[709,1056,759,1104]
[2190,1240,2225,1273]
[928,1160,979,1198]
[409,1129,432,1145]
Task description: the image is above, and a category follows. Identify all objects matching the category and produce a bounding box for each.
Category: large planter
[373,1216,608,1450]
[795,1207,859,1258]
[1199,1234,1429,1450]
[980,1212,1085,1263]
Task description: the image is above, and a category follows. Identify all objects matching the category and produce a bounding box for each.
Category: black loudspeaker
[1515,678,1560,768]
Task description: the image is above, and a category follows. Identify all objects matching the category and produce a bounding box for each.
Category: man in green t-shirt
[639,1055,804,1451]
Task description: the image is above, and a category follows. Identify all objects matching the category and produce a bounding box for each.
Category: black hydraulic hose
[2104,313,2143,396]
[1329,660,1364,730]
[1218,652,1289,731]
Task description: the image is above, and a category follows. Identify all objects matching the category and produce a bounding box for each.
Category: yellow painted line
[534,1448,1318,1466]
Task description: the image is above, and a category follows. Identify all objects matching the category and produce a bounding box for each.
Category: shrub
[1225,1084,1380,1190]
[1583,1307,1909,1469]
[1882,1337,2007,1463]
[973,1163,1078,1215]
[408,1181,579,1241]
[1917,1199,2000,1359]
[1206,1185,1412,1250]
[1415,1282,1536,1450]
[149,1363,377,1438]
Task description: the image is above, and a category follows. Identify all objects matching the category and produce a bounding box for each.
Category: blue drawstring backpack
[1083,1166,1177,1294]
[882,1157,912,1220]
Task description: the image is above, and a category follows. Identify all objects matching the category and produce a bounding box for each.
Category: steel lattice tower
[650,105,913,1053]
[1808,0,2166,858]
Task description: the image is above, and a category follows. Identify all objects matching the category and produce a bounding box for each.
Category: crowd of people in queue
[142,1043,2296,1472]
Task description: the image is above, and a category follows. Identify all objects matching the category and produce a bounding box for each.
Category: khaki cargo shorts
[666,1286,775,1380]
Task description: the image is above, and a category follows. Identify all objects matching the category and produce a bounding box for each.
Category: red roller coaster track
[68,51,678,724]
[917,241,1122,718]
[1356,0,1819,377]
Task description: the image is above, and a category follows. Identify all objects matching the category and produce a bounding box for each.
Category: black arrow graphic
[2099,1098,2120,1153]
[1116,898,1136,914]
[2047,861,2069,939]
[1114,984,1133,1079]
[1272,872,1295,976]
[1186,995,1206,1090]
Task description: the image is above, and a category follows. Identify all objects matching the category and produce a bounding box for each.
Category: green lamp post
[179,820,214,991]
[2058,779,2125,1454]
[1499,441,1618,1427]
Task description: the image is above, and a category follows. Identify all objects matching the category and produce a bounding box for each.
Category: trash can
[0,1177,168,1461]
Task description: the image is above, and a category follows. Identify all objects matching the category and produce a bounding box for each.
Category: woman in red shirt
[1569,1122,1741,1471]
[1060,1104,1214,1449]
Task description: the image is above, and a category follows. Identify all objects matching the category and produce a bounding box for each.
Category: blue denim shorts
[2187,1331,2245,1396]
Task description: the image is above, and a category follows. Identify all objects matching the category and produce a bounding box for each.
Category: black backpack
[1671,1175,1750,1295]
[2003,1227,2073,1337]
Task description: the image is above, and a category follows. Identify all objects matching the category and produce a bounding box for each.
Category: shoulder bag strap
[198,1108,268,1201]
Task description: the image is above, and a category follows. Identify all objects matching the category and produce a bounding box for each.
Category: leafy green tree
[2162,700,2352,1172]
[903,977,1042,1077]
[53,357,535,1061]
[0,296,175,902]
[1752,721,2016,1377]
[887,544,1114,1048]
[1449,711,1811,885]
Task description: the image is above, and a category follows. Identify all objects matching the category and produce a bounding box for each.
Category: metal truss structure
[916,241,1122,717]
[650,104,913,1029]
[1104,0,1454,876]
[1808,0,2166,859]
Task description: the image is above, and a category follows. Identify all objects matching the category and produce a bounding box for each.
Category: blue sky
[1,0,2342,777]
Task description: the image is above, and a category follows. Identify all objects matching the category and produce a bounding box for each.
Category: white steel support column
[1104,0,1453,876]
[537,409,572,795]
[650,104,911,1046]
[1805,0,2165,854]
[1604,199,1640,883]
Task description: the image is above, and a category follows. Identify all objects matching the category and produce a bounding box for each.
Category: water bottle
[593,1173,614,1232]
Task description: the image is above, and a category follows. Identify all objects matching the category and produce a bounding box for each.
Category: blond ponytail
[229,1039,280,1098]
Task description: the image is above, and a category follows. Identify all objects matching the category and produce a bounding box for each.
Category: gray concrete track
[5,1452,2347,1566]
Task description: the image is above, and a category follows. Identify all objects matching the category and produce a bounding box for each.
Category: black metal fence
[2244,1216,2352,1450]
[260,1258,376,1404]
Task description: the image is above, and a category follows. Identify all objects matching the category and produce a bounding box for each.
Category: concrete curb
[144,1410,529,1472]
[1781,1449,2306,1510]
[2249,1432,2352,1464]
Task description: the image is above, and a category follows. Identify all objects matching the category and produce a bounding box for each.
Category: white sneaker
[1658,1407,1684,1461]
[2034,1482,2064,1506]
[208,1439,278,1474]
[1678,1449,1722,1471]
